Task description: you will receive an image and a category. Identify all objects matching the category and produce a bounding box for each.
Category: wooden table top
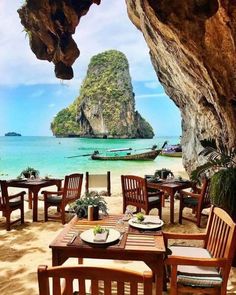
[7,178,62,189]
[50,214,166,255]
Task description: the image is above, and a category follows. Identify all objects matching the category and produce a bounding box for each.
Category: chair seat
[9,197,22,207]
[47,195,62,204]
[183,197,198,206]
[148,196,161,205]
[169,246,222,288]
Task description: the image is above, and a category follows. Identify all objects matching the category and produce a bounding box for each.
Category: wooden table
[50,214,166,295]
[148,181,192,223]
[7,178,62,222]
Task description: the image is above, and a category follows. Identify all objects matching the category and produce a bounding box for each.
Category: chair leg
[6,212,11,231]
[21,205,24,224]
[196,210,202,228]
[159,203,162,219]
[44,203,48,222]
[123,202,126,214]
[61,207,66,225]
[179,203,183,224]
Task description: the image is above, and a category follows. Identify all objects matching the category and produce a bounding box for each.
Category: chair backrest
[85,171,111,196]
[38,265,153,295]
[205,207,236,262]
[62,173,83,202]
[199,176,211,208]
[0,181,9,209]
[121,175,148,208]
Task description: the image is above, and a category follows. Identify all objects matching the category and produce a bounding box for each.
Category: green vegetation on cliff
[51,104,80,137]
[51,50,154,138]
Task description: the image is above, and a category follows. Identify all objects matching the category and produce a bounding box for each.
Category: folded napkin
[133,216,161,225]
[93,231,109,242]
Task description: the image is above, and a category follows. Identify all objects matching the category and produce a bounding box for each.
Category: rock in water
[51,50,154,138]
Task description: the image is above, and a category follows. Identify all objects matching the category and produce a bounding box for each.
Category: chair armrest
[165,256,227,268]
[42,190,63,196]
[8,191,26,200]
[163,232,206,242]
[180,190,200,199]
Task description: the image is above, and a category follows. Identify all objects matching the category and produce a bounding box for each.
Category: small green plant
[136,212,144,222]
[93,225,109,235]
[73,191,108,218]
[19,166,39,178]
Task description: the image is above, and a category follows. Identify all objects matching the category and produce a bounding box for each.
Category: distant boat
[5,132,21,136]
[161,144,182,157]
[91,142,167,161]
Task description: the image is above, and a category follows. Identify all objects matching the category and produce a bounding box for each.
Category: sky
[0,0,181,137]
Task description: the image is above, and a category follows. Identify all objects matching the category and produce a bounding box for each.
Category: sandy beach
[0,163,236,294]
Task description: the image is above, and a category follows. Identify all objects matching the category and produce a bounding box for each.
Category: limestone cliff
[51,50,154,138]
[125,0,236,172]
[18,0,101,79]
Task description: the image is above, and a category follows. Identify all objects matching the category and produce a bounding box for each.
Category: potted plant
[73,191,108,220]
[191,139,236,265]
[191,139,236,216]
[19,166,39,179]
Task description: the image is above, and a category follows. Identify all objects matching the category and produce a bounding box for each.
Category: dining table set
[146,176,192,223]
[6,177,62,222]
[50,213,166,295]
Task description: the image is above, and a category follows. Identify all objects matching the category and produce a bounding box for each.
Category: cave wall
[126,0,236,172]
[18,0,236,172]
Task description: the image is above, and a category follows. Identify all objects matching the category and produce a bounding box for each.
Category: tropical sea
[0,136,184,182]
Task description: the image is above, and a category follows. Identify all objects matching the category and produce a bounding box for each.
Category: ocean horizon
[0,136,183,180]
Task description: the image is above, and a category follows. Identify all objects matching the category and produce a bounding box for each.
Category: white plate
[80,228,121,244]
[128,216,164,230]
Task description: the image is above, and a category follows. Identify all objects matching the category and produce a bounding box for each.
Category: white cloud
[144,81,159,89]
[0,0,158,86]
[31,90,45,98]
[48,103,55,108]
[135,93,168,99]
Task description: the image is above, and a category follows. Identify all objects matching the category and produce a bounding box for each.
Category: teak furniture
[147,180,192,223]
[7,178,62,222]
[179,176,211,227]
[0,180,26,231]
[42,173,83,224]
[38,265,153,295]
[49,214,166,295]
[121,175,163,218]
[85,171,111,196]
[164,206,236,294]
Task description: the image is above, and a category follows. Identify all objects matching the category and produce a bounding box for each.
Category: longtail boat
[161,144,182,157]
[91,142,167,161]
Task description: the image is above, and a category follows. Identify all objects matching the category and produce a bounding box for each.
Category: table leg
[31,189,40,222]
[170,191,175,223]
[146,259,163,295]
[28,190,32,209]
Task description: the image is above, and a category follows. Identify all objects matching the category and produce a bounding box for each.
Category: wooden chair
[0,180,26,231]
[121,175,163,218]
[179,176,211,227]
[85,171,111,196]
[38,265,153,295]
[42,173,83,224]
[164,206,236,295]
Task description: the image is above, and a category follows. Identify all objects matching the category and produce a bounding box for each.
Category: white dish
[80,228,121,244]
[128,216,164,230]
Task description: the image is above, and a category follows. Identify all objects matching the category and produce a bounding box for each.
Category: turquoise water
[0,136,182,179]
